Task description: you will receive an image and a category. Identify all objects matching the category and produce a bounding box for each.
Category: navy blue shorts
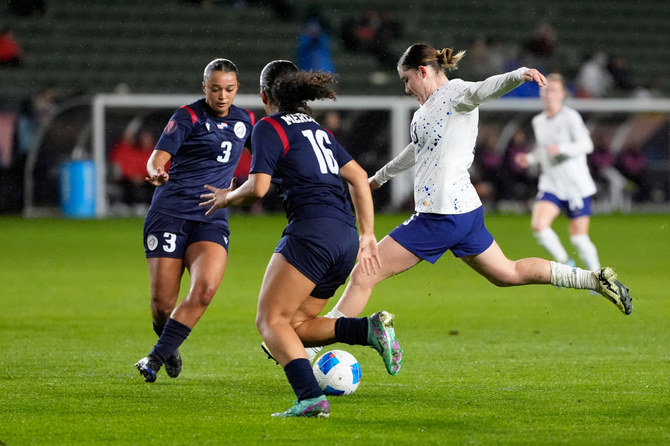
[389,207,494,264]
[275,217,359,299]
[143,210,230,259]
[536,192,593,219]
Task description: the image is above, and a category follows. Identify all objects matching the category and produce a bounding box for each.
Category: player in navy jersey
[135,58,255,383]
[199,60,401,418]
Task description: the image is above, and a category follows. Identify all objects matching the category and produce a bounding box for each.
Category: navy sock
[284,358,323,401]
[150,318,191,363]
[152,321,164,337]
[334,317,369,346]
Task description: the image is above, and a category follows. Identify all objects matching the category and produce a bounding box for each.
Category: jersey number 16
[302,129,339,175]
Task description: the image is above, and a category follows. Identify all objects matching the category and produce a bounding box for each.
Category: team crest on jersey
[234,121,246,139]
[164,119,178,135]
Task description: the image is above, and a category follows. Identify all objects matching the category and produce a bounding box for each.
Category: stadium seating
[1,0,668,105]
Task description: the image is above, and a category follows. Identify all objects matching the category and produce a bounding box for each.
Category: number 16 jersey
[250,111,355,226]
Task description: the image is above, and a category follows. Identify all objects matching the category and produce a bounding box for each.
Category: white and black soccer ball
[312,350,361,396]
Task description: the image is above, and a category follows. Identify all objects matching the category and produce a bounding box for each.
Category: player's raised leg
[462,240,632,314]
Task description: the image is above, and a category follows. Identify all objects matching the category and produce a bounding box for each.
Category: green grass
[1,213,669,445]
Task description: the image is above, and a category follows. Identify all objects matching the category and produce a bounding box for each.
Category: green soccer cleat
[367,311,402,375]
[595,267,633,315]
[271,395,330,418]
[164,350,182,378]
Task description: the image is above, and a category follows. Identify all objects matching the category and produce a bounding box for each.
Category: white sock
[570,234,600,271]
[550,261,598,290]
[326,307,346,319]
[534,228,570,263]
[305,308,346,362]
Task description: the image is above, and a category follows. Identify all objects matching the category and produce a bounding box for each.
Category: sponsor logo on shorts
[223,235,229,245]
[147,235,158,251]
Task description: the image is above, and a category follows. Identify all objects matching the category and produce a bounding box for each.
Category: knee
[255,311,277,338]
[531,222,546,234]
[186,283,218,308]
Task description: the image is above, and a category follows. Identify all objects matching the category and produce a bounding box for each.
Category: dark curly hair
[259,60,337,115]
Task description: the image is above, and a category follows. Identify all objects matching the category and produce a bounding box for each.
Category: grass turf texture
[1,213,668,445]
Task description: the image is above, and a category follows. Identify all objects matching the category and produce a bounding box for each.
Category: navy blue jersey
[149,99,255,224]
[250,112,355,226]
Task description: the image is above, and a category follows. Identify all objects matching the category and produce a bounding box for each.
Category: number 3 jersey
[149,99,255,224]
[250,111,355,226]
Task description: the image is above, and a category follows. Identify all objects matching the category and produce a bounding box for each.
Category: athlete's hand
[357,233,382,276]
[145,167,169,186]
[545,143,561,156]
[521,68,547,87]
[368,177,381,191]
[200,178,237,216]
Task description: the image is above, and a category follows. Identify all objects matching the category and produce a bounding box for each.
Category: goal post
[40,94,669,218]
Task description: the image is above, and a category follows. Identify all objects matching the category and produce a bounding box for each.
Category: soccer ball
[312,350,361,396]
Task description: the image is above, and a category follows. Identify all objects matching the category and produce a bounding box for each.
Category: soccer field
[1,213,668,445]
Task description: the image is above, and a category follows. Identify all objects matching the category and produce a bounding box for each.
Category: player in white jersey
[515,73,600,271]
[307,44,631,348]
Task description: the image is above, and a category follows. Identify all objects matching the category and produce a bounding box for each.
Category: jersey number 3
[302,129,338,175]
[217,141,232,163]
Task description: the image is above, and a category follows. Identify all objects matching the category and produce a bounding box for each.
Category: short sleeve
[155,107,196,155]
[249,119,286,175]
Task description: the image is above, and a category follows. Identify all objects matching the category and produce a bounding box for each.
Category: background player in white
[135,59,255,382]
[515,73,600,271]
[314,44,633,346]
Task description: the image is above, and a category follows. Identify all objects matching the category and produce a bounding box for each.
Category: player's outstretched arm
[200,173,271,216]
[341,160,381,275]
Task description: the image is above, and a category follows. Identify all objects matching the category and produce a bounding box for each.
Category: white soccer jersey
[374,67,529,214]
[529,105,596,206]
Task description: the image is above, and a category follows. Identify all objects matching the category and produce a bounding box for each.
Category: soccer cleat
[594,267,633,315]
[164,350,182,378]
[135,355,162,383]
[271,395,330,418]
[367,311,402,375]
[261,341,279,365]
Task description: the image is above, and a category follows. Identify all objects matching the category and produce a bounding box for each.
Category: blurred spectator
[109,125,156,208]
[486,34,517,73]
[14,86,57,159]
[502,128,536,202]
[339,7,402,70]
[588,134,629,211]
[297,19,335,73]
[616,144,649,202]
[0,26,24,67]
[522,21,557,71]
[606,54,635,94]
[472,132,504,206]
[459,36,496,80]
[575,52,614,98]
[320,110,345,143]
